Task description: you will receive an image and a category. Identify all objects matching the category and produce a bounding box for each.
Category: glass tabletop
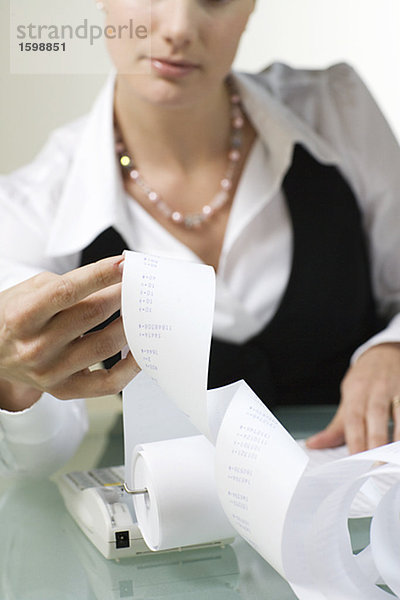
[0,400,369,600]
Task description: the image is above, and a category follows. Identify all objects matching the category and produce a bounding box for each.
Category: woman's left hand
[306,342,400,454]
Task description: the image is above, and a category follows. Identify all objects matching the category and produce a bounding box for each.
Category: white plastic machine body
[57,466,148,559]
[57,466,233,559]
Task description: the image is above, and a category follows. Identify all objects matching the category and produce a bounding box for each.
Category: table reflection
[0,405,339,600]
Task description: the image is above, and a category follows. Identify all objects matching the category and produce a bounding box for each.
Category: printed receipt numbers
[122,251,400,600]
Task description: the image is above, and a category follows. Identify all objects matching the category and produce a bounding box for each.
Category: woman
[1,0,400,477]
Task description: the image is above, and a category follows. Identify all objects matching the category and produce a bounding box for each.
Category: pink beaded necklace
[115,75,245,230]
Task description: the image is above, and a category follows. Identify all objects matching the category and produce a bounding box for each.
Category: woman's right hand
[0,255,139,411]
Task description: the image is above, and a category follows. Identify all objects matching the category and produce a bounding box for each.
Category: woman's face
[102,0,255,107]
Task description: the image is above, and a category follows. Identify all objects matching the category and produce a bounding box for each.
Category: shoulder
[0,115,90,276]
[250,61,369,121]
[248,62,399,176]
[258,63,400,228]
[0,115,87,211]
[239,62,387,156]
[0,117,89,280]
[254,61,356,90]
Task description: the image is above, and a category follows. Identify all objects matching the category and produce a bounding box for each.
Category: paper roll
[122,250,400,598]
[131,435,236,551]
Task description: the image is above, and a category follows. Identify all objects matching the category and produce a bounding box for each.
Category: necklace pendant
[184,214,204,229]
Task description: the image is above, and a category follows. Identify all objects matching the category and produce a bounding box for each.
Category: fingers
[23,255,125,329]
[343,388,395,454]
[51,352,140,400]
[322,345,400,454]
[48,283,122,344]
[309,392,398,455]
[306,388,393,454]
[366,395,391,449]
[0,256,137,404]
[306,409,345,450]
[6,316,138,401]
[329,391,388,455]
[61,316,127,377]
[32,316,128,390]
[344,410,367,454]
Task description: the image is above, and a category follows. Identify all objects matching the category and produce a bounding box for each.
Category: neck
[113,76,232,174]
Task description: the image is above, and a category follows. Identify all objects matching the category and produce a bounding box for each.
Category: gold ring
[392,395,400,409]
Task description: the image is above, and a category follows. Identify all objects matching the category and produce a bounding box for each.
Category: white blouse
[1,62,400,477]
[125,136,293,343]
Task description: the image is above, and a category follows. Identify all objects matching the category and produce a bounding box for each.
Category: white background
[1,0,399,174]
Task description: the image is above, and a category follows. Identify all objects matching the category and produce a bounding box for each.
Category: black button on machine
[115,530,130,549]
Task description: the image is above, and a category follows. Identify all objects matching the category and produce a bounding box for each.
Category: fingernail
[114,255,125,272]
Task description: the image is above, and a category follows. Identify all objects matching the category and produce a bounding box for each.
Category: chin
[123,72,203,109]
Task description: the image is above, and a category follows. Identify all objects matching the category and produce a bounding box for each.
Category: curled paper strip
[121,250,400,599]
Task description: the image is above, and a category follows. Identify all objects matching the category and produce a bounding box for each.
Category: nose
[156,0,200,52]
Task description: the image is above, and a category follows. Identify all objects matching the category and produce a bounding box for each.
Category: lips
[152,57,199,68]
[149,56,200,78]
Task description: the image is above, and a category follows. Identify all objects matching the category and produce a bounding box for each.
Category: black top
[80,144,382,408]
